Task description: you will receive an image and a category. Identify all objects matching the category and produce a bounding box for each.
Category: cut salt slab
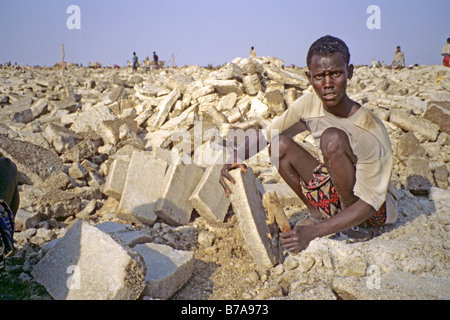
[133,243,194,299]
[103,158,130,201]
[117,151,167,225]
[189,151,231,223]
[155,162,204,226]
[229,168,280,269]
[151,87,181,130]
[96,221,153,248]
[32,219,146,300]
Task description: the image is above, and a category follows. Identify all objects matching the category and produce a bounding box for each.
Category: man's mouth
[322,92,337,99]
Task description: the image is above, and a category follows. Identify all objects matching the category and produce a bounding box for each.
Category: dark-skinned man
[220,35,398,254]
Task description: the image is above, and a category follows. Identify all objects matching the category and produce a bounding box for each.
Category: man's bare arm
[219,130,267,197]
[219,121,309,197]
[281,199,376,253]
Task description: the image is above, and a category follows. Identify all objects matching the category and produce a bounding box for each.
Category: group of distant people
[371,39,450,69]
[0,61,18,70]
[251,38,450,70]
[371,45,406,70]
[132,51,159,71]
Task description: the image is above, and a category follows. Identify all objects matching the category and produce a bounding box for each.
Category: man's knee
[320,128,351,160]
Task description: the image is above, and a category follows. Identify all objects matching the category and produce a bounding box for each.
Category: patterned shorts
[443,56,450,67]
[300,163,387,227]
[0,199,15,271]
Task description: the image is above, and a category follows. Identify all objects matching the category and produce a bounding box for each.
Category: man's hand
[219,163,248,198]
[280,225,315,254]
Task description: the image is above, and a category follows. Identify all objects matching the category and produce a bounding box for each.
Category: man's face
[306,52,353,109]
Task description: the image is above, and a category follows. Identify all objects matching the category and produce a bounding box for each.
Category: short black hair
[306,35,350,67]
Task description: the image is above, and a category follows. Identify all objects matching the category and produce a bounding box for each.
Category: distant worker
[250,46,256,58]
[132,52,138,71]
[153,51,159,69]
[441,38,450,68]
[144,56,151,68]
[390,46,405,69]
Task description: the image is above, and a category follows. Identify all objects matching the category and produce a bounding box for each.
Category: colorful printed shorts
[300,163,387,227]
[0,199,15,271]
[444,56,450,68]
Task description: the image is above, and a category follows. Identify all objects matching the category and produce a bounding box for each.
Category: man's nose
[323,75,334,87]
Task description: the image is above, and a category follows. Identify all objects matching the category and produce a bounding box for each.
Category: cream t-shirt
[267,92,398,224]
[393,51,405,65]
[442,43,450,56]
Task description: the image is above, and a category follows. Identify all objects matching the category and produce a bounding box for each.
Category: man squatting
[220,35,398,254]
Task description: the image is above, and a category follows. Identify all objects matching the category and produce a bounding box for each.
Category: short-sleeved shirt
[393,51,404,65]
[267,92,398,224]
[442,44,450,56]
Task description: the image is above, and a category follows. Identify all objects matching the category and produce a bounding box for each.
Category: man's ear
[305,70,312,82]
[347,64,354,79]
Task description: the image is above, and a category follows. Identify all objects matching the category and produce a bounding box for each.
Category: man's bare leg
[320,128,358,209]
[269,135,322,220]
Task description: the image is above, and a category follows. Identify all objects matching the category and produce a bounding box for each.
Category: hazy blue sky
[1,0,449,67]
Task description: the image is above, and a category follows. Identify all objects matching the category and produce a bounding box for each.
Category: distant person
[441,38,450,68]
[144,56,151,68]
[132,52,138,71]
[250,46,256,58]
[153,51,159,69]
[0,158,19,271]
[390,46,405,69]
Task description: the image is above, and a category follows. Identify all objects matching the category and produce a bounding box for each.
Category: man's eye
[331,72,341,78]
[315,75,324,80]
